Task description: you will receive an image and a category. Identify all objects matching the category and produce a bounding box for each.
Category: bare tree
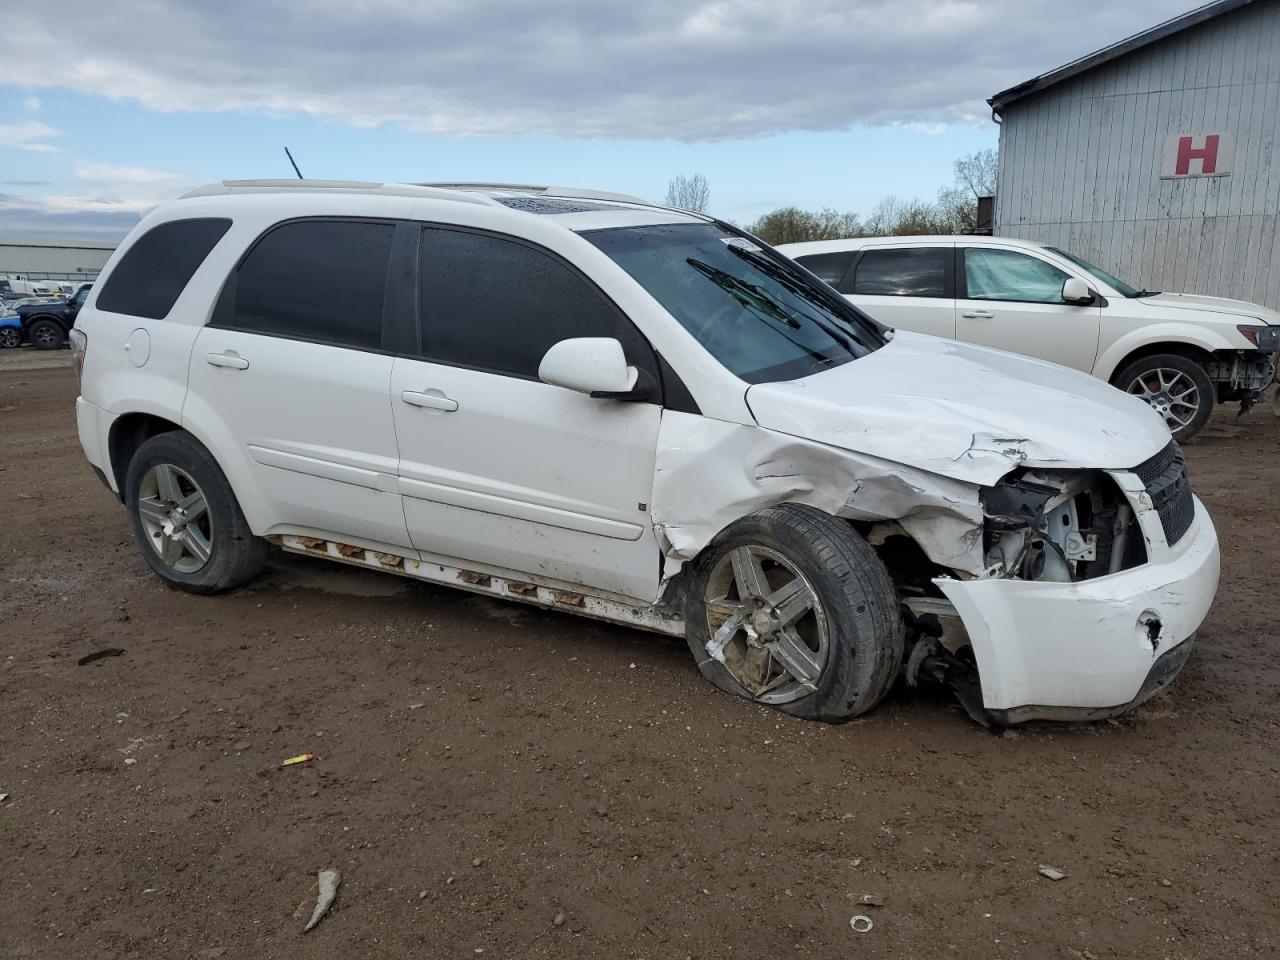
[665,173,711,213]
[936,148,997,232]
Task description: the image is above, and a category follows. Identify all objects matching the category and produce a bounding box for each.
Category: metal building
[990,0,1280,309]
[0,238,118,284]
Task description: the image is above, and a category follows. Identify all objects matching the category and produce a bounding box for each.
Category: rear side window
[416,227,653,380]
[219,219,394,349]
[96,218,231,319]
[795,251,855,287]
[852,248,948,298]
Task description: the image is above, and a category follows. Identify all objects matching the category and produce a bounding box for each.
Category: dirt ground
[2,349,1278,960]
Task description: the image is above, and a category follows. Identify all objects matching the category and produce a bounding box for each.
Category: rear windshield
[583,223,882,383]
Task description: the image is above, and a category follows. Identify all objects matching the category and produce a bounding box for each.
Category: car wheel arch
[108,413,184,499]
[1102,340,1214,386]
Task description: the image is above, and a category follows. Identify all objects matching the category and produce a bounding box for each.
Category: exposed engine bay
[980,469,1144,582]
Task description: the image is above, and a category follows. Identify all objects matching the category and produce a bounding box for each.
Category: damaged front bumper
[935,491,1219,723]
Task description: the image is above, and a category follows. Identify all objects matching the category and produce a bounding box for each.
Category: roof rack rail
[418,182,650,206]
[179,179,497,206]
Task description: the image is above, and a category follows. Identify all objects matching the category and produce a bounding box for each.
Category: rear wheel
[684,504,903,723]
[125,431,267,593]
[27,319,66,350]
[1113,353,1214,441]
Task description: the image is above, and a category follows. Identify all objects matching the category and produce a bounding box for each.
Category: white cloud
[0,0,1195,141]
[0,121,61,152]
[23,96,42,111]
[0,161,190,219]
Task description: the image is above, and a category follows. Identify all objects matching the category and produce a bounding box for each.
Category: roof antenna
[284,146,304,179]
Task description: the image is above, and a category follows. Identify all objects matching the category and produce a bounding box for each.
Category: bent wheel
[685,504,903,722]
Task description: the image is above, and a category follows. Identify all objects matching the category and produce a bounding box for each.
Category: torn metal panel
[652,413,986,576]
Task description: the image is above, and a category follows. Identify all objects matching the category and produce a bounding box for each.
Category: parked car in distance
[72,180,1220,727]
[0,313,21,349]
[16,284,92,349]
[778,236,1280,440]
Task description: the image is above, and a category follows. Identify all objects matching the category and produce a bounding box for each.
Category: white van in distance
[71,181,1219,726]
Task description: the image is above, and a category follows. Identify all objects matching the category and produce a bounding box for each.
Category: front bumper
[936,493,1220,721]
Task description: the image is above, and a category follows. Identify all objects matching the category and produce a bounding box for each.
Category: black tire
[124,431,267,594]
[684,503,903,723]
[1111,353,1214,441]
[0,326,19,349]
[27,318,66,350]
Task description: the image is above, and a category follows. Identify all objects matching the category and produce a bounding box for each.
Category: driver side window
[416,226,658,385]
[963,248,1069,304]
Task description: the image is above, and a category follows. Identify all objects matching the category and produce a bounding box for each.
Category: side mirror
[538,337,638,396]
[1062,277,1095,305]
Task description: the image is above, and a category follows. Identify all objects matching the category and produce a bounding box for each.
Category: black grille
[1131,441,1195,546]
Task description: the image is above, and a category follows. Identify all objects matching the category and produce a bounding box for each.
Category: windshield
[583,223,883,383]
[1046,247,1149,298]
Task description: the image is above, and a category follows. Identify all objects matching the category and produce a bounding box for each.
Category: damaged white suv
[72,180,1220,726]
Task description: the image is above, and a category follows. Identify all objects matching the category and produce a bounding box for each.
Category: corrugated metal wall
[995,0,1280,309]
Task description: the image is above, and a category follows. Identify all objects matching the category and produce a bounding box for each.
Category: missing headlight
[982,471,1144,582]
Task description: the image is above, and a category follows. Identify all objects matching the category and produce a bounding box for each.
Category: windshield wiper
[685,257,802,330]
[1125,289,1162,298]
[722,242,882,348]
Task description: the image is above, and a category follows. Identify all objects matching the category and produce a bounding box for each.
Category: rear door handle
[206,352,249,370]
[401,389,459,412]
[961,310,994,319]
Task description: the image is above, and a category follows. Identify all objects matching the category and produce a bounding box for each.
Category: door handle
[401,389,459,412]
[206,352,249,370]
[961,310,994,319]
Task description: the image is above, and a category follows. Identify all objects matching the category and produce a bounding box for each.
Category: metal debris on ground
[859,893,884,907]
[77,648,125,666]
[303,868,341,933]
[280,753,316,767]
[849,915,874,933]
[0,793,9,803]
[1038,865,1068,881]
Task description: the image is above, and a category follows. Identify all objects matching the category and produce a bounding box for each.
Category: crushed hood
[1138,292,1280,324]
[746,331,1170,487]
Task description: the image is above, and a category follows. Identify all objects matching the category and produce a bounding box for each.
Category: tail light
[69,328,87,389]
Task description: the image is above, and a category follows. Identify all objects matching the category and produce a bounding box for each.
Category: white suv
[72,181,1220,726]
[778,236,1280,440]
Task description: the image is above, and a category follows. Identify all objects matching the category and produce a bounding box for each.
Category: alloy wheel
[703,545,830,704]
[137,463,214,573]
[1126,367,1201,432]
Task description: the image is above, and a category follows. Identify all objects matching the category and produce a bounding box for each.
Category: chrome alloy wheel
[1126,367,1201,432]
[703,545,830,704]
[137,463,213,573]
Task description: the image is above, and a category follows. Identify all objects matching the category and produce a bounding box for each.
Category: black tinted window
[225,220,393,349]
[418,227,649,379]
[97,218,231,319]
[795,251,854,286]
[853,248,948,298]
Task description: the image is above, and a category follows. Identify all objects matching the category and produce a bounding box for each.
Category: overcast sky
[0,0,1194,240]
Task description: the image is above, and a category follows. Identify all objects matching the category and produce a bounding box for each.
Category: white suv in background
[72,181,1219,727]
[778,236,1280,440]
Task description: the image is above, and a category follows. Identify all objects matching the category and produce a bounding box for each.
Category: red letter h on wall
[1175,134,1219,176]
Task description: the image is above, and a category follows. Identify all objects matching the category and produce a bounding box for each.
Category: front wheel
[1113,353,1214,441]
[0,326,20,349]
[125,431,267,594]
[27,319,66,350]
[684,504,903,723]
